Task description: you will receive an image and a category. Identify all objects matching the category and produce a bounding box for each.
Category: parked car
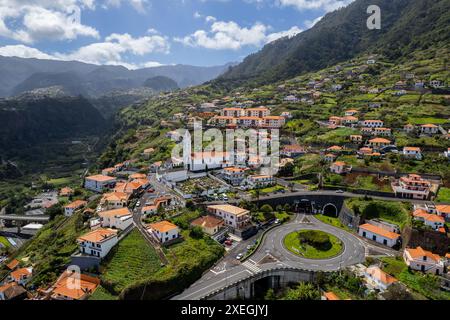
[236,253,244,260]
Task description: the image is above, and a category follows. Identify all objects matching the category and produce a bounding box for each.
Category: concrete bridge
[204,265,318,300]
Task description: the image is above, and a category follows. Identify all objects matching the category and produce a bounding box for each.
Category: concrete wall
[204,268,317,300]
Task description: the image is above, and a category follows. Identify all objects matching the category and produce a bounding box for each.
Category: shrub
[298,230,332,251]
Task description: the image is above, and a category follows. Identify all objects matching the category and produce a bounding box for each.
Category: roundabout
[283,229,344,260]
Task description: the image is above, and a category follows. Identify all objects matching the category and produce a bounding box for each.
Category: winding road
[173,212,368,300]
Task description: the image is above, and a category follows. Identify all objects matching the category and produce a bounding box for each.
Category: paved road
[173,212,367,300]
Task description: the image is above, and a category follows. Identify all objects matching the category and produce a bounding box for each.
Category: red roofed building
[358,223,400,247]
[403,247,444,275]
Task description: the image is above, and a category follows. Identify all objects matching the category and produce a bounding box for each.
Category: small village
[1,49,450,301]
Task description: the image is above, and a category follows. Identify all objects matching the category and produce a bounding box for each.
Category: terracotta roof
[224,167,245,173]
[6,259,20,270]
[130,173,147,180]
[77,228,118,243]
[65,200,87,209]
[405,247,441,263]
[359,223,400,240]
[208,204,250,217]
[149,221,178,233]
[191,215,224,229]
[421,124,438,128]
[413,210,445,223]
[324,292,340,300]
[86,175,116,182]
[52,271,100,300]
[369,138,391,143]
[404,147,421,152]
[332,161,346,166]
[366,266,398,285]
[102,192,129,202]
[0,282,26,299]
[98,207,131,219]
[11,267,32,281]
[436,205,450,214]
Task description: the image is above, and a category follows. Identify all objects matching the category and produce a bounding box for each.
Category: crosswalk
[242,260,262,274]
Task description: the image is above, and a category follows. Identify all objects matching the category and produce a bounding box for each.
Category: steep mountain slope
[0,94,106,150]
[143,76,179,91]
[217,0,450,87]
[0,56,232,97]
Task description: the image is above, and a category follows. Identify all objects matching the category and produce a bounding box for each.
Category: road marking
[242,261,262,274]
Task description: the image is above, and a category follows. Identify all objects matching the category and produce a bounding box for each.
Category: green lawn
[0,236,11,248]
[408,117,449,125]
[251,185,286,195]
[315,214,352,232]
[436,187,450,203]
[283,230,343,259]
[89,285,118,300]
[101,229,163,294]
[380,257,450,300]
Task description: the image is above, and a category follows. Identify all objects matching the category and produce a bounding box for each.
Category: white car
[236,253,244,260]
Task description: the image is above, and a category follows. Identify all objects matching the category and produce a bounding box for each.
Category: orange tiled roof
[436,205,450,214]
[359,223,400,240]
[11,267,32,281]
[191,215,224,229]
[98,207,131,219]
[77,228,118,243]
[65,200,87,209]
[405,246,440,263]
[6,259,19,270]
[86,175,116,182]
[149,221,178,233]
[52,271,100,300]
[324,292,340,300]
[366,266,398,285]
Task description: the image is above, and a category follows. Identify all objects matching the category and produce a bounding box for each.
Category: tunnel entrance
[322,203,338,217]
[294,199,312,214]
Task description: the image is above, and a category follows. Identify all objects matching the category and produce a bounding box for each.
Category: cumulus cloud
[175,20,302,50]
[277,0,354,12]
[0,32,170,69]
[0,0,100,43]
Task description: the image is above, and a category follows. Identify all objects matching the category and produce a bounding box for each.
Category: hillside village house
[100,192,130,210]
[191,215,224,235]
[101,167,116,176]
[222,167,247,186]
[141,196,172,215]
[402,147,422,160]
[391,174,431,200]
[324,153,337,162]
[77,228,118,259]
[330,161,351,175]
[350,135,363,143]
[247,175,275,188]
[84,175,116,193]
[98,208,133,230]
[10,267,33,286]
[345,109,359,117]
[420,124,439,135]
[436,205,450,221]
[221,107,243,118]
[281,145,305,157]
[207,204,251,230]
[413,209,445,231]
[263,116,286,128]
[368,138,391,149]
[50,270,100,300]
[0,282,27,301]
[364,266,398,292]
[373,128,391,137]
[403,247,444,275]
[281,112,293,119]
[148,221,180,244]
[184,150,231,172]
[360,120,384,128]
[64,200,87,217]
[358,223,400,247]
[59,187,74,197]
[404,124,415,133]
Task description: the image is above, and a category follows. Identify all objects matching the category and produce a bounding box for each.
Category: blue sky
[0,0,353,69]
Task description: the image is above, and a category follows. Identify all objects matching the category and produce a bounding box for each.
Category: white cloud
[0,0,99,43]
[0,32,169,69]
[277,0,354,12]
[266,26,302,43]
[304,15,323,28]
[175,20,302,50]
[103,0,149,13]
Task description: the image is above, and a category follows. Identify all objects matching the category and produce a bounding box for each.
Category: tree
[264,288,276,300]
[190,226,204,239]
[47,204,64,220]
[260,204,273,213]
[282,283,320,300]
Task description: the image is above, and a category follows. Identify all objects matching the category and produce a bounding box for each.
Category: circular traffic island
[283,230,344,260]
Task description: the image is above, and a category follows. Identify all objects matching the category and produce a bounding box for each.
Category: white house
[64,200,87,217]
[436,205,450,221]
[77,228,118,259]
[444,148,450,160]
[101,192,129,210]
[420,124,439,135]
[247,175,275,188]
[402,147,422,160]
[360,120,384,128]
[391,174,431,200]
[98,207,133,230]
[413,209,445,230]
[207,204,251,230]
[330,161,351,175]
[222,167,247,186]
[191,215,224,236]
[10,267,33,286]
[403,247,444,275]
[148,221,180,244]
[364,266,398,292]
[358,223,400,247]
[84,175,117,193]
